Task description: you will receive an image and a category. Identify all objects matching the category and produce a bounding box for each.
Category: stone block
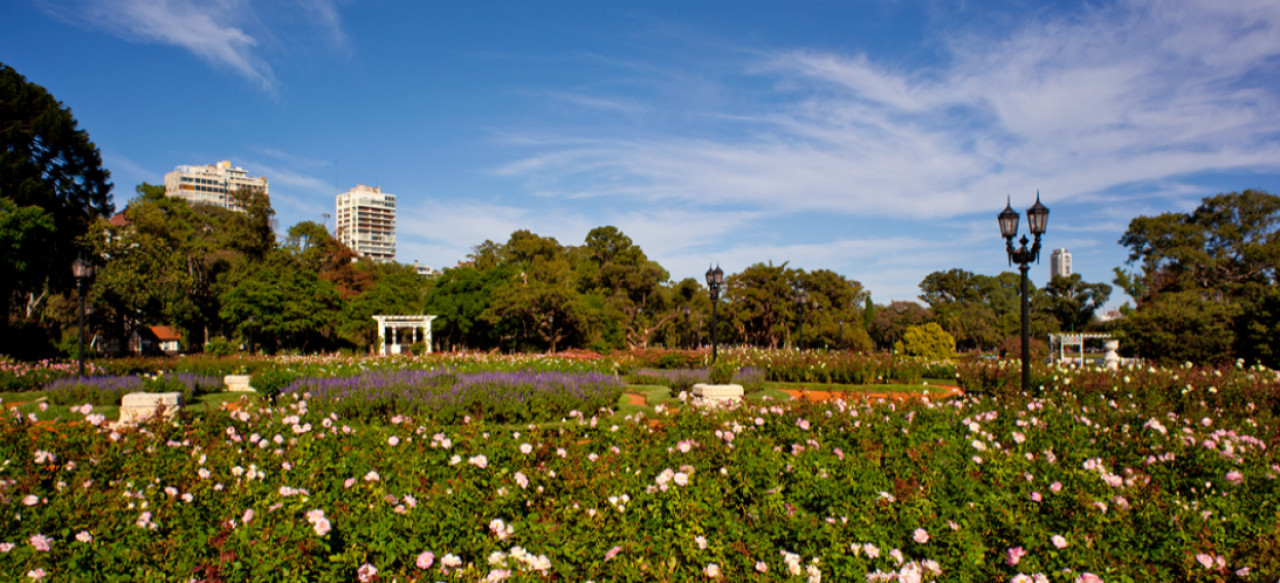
[224,374,256,392]
[118,392,183,425]
[691,383,744,408]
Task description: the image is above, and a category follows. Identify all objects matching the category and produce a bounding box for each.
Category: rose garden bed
[0,358,1277,581]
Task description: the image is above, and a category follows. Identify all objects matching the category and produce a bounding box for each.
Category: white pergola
[1048,332,1115,363]
[373,315,437,355]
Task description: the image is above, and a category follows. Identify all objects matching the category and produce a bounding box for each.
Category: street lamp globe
[998,196,1020,240]
[705,265,724,291]
[1027,192,1050,236]
[72,257,93,280]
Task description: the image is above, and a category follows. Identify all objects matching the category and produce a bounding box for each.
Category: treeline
[16,183,1280,369]
[61,183,1123,358]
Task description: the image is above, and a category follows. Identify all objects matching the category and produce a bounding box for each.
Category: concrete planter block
[691,383,744,408]
[118,392,183,426]
[224,374,256,392]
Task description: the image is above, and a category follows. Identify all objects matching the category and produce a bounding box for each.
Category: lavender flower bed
[45,373,223,406]
[281,370,624,424]
[627,367,766,392]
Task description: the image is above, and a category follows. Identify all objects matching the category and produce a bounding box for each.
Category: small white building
[413,261,439,277]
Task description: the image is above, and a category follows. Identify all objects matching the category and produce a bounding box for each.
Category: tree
[869,301,932,350]
[1,62,113,333]
[479,230,586,352]
[577,226,679,349]
[919,269,1028,351]
[1118,291,1238,366]
[723,262,799,349]
[1118,190,1279,298]
[0,198,54,311]
[285,220,372,299]
[793,269,873,351]
[219,252,342,353]
[1116,190,1280,365]
[426,264,514,351]
[1040,274,1112,331]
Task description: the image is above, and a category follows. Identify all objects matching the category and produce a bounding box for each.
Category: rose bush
[1,356,1277,581]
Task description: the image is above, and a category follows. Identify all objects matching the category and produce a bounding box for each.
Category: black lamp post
[795,290,808,349]
[681,305,691,350]
[72,257,93,377]
[999,192,1050,393]
[705,264,724,363]
[247,316,255,355]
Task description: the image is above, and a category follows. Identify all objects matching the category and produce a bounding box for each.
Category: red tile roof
[148,326,181,341]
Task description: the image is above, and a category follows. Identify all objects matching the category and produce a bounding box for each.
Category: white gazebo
[1048,332,1117,367]
[373,315,437,355]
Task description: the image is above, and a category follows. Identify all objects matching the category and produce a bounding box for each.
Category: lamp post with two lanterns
[705,264,724,364]
[998,193,1050,394]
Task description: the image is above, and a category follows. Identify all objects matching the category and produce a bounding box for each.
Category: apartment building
[163,161,269,212]
[1050,248,1072,279]
[336,184,396,262]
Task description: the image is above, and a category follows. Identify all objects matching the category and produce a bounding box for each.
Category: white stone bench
[691,383,744,408]
[224,374,256,392]
[117,392,183,426]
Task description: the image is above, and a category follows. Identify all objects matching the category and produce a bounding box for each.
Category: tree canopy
[1,62,112,343]
[1116,190,1280,365]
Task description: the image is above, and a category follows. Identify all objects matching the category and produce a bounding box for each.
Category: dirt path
[623,393,648,406]
[781,385,962,403]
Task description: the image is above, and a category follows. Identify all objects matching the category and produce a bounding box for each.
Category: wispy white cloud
[40,0,350,92]
[540,91,649,114]
[247,161,332,194]
[497,0,1280,221]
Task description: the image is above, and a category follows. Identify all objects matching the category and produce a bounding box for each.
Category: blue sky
[4,0,1279,309]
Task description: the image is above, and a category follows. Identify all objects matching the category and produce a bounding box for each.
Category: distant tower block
[336,185,396,262]
[1050,248,1072,278]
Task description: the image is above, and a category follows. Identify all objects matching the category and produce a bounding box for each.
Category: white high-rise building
[336,184,396,262]
[1050,248,1072,278]
[163,161,268,212]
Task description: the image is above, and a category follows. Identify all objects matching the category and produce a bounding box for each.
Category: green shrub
[204,338,238,357]
[253,368,300,401]
[894,322,955,361]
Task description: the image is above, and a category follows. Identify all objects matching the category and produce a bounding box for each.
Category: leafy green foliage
[1040,274,1112,331]
[1,62,112,347]
[1116,190,1280,365]
[895,322,955,360]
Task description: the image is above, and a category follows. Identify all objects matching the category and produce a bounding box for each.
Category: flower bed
[626,367,767,393]
[0,357,102,393]
[44,373,224,406]
[281,370,624,425]
[1,361,1277,581]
